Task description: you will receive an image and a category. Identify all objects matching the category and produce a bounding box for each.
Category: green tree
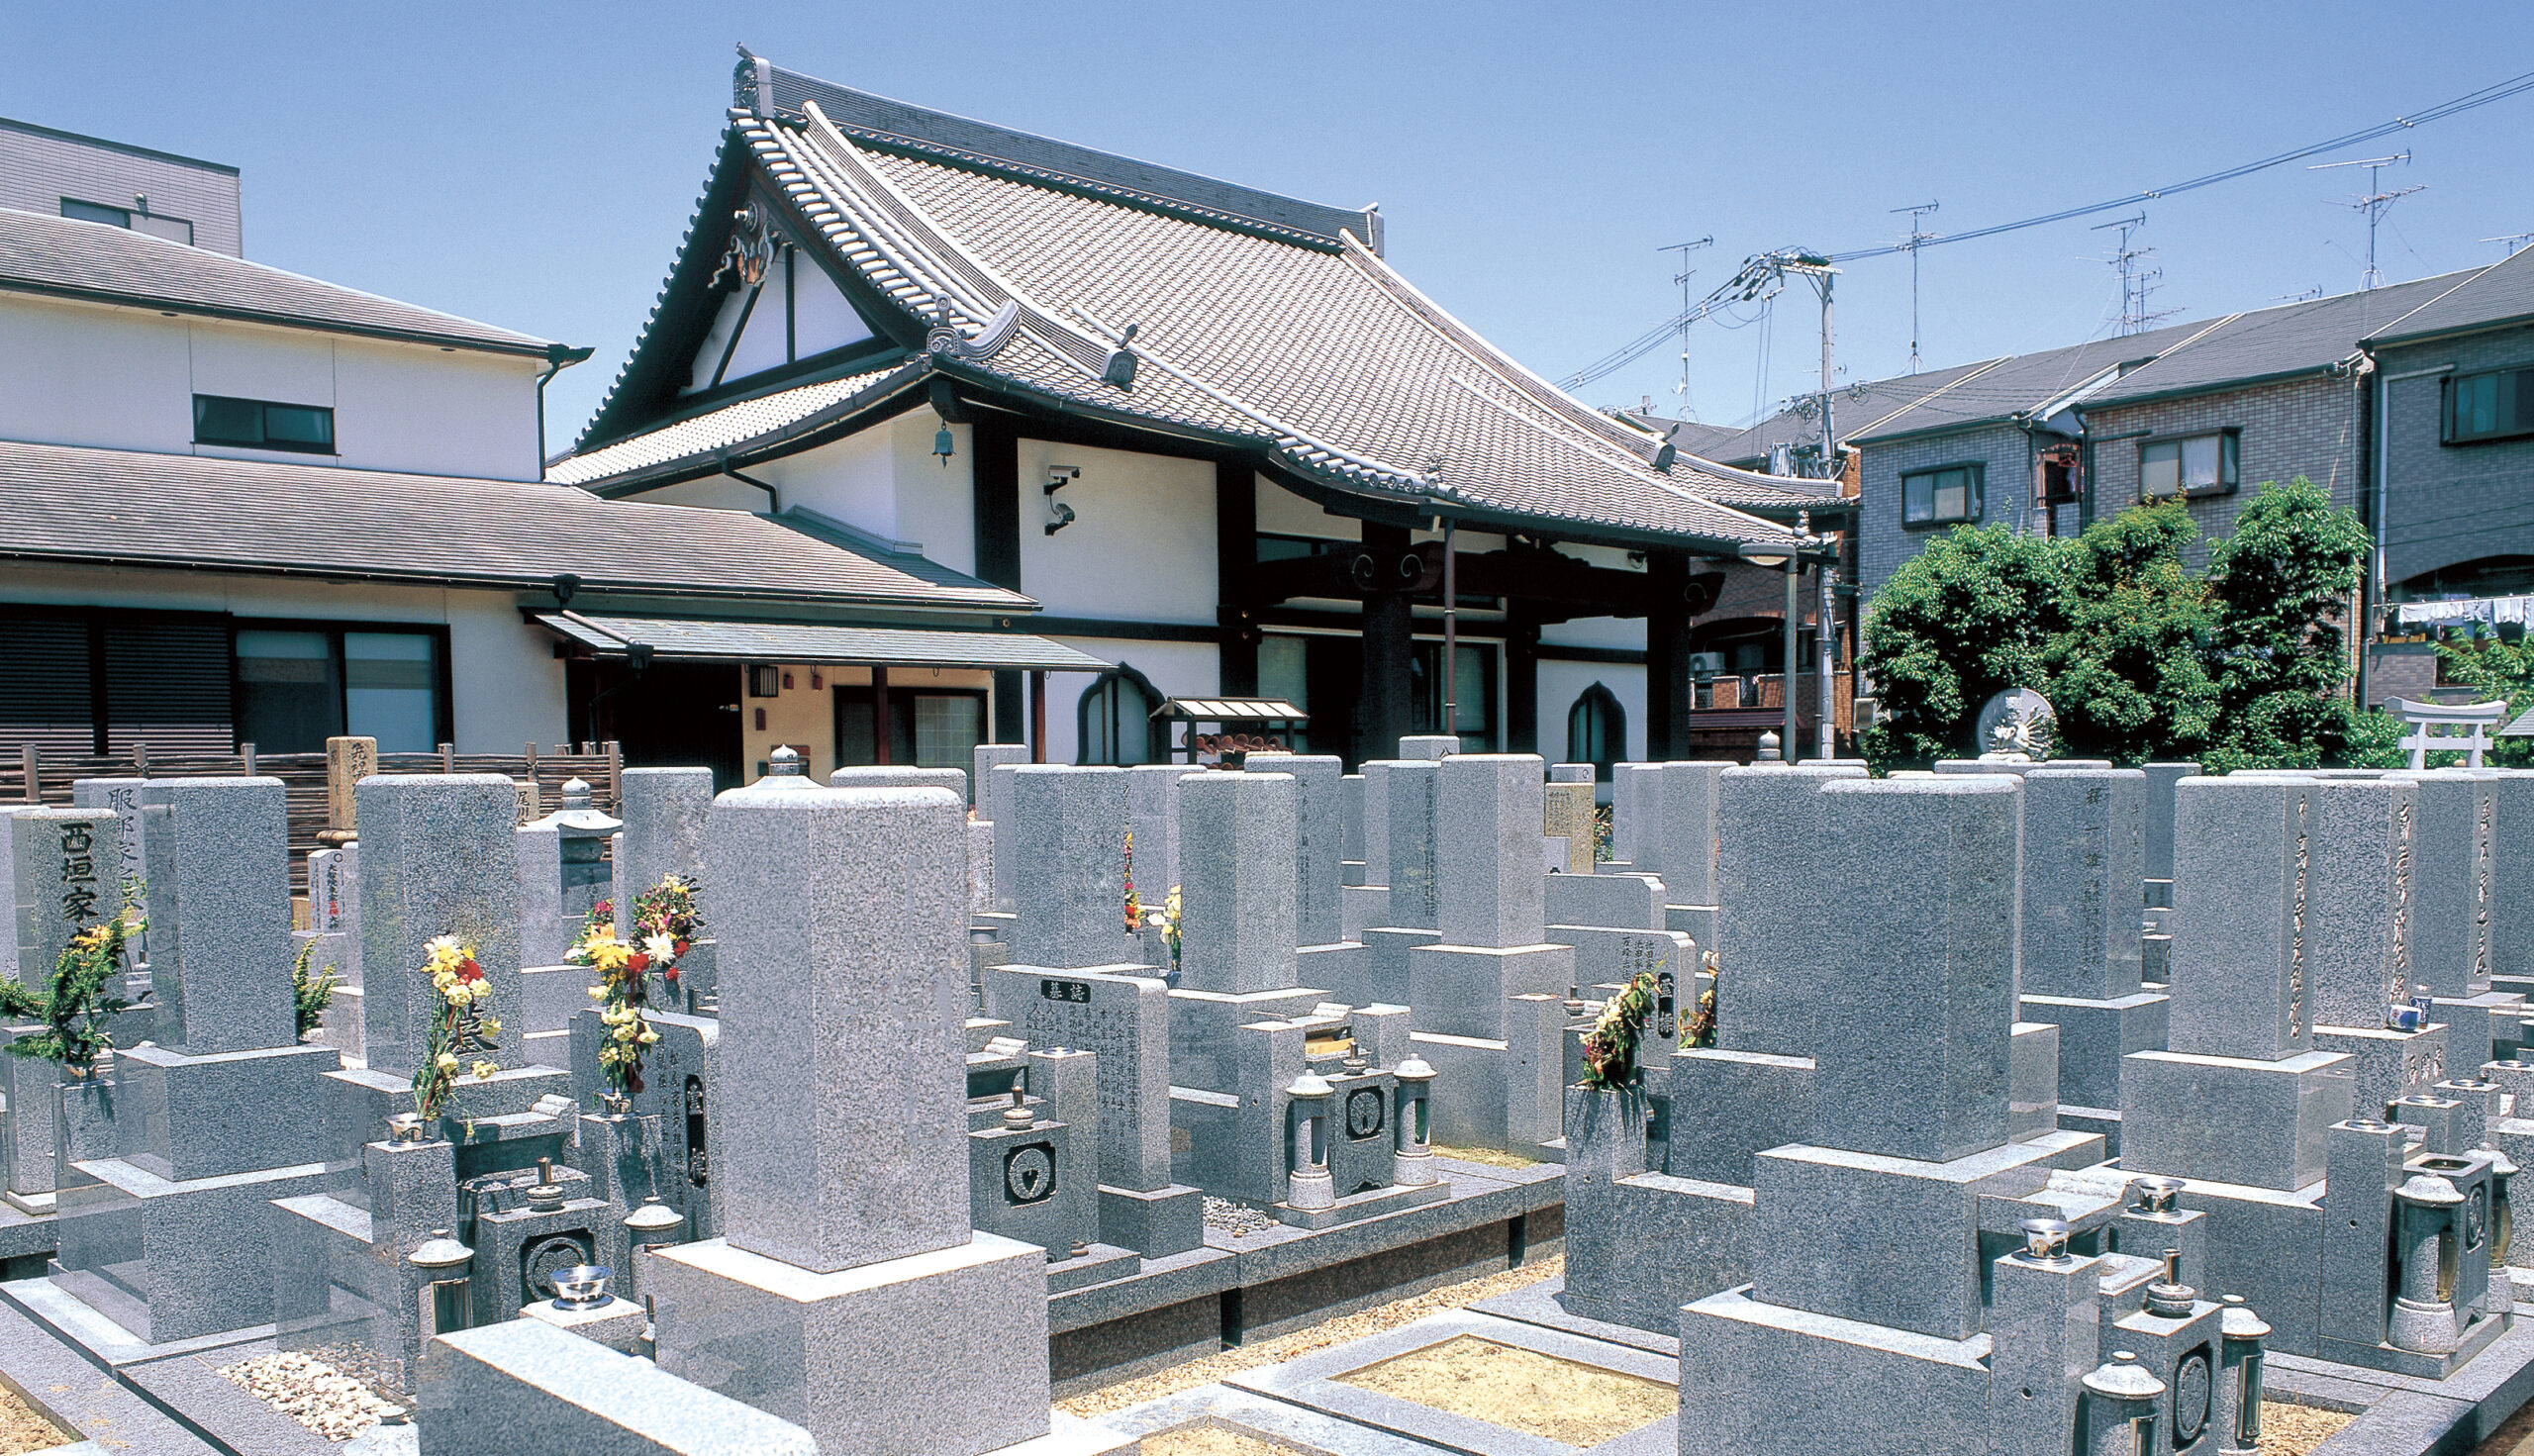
[2197,477,2373,771]
[1857,478,2379,771]
[2044,499,2218,763]
[1858,526,2067,767]
[2428,630,2534,767]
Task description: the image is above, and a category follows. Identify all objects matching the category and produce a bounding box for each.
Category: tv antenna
[2089,213,2172,335]
[1892,201,1939,372]
[2273,285,2325,303]
[2483,232,2534,257]
[1658,238,1715,411]
[2309,151,2424,290]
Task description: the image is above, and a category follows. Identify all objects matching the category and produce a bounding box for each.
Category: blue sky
[12,3,2533,449]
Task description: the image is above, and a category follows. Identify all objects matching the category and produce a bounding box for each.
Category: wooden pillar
[1506,608,1540,755]
[1029,671,1047,764]
[973,416,1025,744]
[1216,460,1260,696]
[1357,522,1415,763]
[871,664,891,766]
[1643,549,1694,760]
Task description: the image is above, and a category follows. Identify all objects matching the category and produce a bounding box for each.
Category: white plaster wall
[0,296,542,479]
[893,412,976,575]
[331,339,541,480]
[1037,636,1218,767]
[1256,477,1361,540]
[617,477,766,513]
[0,561,569,752]
[0,295,194,451]
[759,424,907,542]
[1537,658,1646,763]
[1019,439,1215,623]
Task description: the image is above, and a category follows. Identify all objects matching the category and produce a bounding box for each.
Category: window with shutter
[0,611,99,755]
[102,618,235,755]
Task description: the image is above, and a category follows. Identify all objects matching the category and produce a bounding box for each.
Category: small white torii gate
[2389,697,2511,769]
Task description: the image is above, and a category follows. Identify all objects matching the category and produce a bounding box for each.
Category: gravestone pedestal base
[1344,928,1439,1006]
[1408,944,1575,1039]
[649,1232,1051,1456]
[2119,1049,2356,1192]
[1273,1177,1447,1231]
[2433,992,2528,1067]
[2019,991,2171,1112]
[2315,1023,2452,1119]
[51,1154,329,1342]
[1097,1184,1202,1257]
[1659,1049,1816,1187]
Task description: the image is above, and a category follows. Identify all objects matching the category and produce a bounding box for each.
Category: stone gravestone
[1175,772,1298,995]
[1243,753,1343,946]
[1543,764,1596,877]
[1006,767,1134,972]
[1125,763,1186,908]
[51,777,340,1343]
[1381,760,1441,931]
[2010,765,2166,1117]
[69,778,146,969]
[319,735,376,845]
[2308,778,2445,1112]
[358,775,527,1076]
[1,808,125,1210]
[648,782,1054,1456]
[976,743,1031,913]
[615,768,713,935]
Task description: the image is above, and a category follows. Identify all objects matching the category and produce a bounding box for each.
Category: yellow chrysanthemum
[470,1060,498,1080]
[435,1052,459,1073]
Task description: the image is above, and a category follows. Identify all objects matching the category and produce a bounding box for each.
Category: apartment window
[1901,463,1983,527]
[234,625,445,753]
[194,395,335,454]
[2139,431,2238,499]
[60,198,193,245]
[2444,366,2534,444]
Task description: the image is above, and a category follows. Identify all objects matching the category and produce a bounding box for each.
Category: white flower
[644,933,677,963]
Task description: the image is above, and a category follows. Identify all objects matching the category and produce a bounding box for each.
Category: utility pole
[1658,238,1714,411]
[2310,152,2424,290]
[1892,201,1939,374]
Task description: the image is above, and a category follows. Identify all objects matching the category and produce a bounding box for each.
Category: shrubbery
[1858,478,2398,772]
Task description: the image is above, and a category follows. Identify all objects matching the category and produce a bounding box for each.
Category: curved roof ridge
[759,109,996,328]
[1337,232,1668,464]
[1442,377,1796,534]
[784,104,1117,381]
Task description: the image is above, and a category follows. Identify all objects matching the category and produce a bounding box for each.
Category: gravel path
[219,1351,405,1443]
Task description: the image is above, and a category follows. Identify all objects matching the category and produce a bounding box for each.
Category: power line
[1566,66,2534,389]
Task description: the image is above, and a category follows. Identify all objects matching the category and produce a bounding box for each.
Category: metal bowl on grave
[550,1265,613,1310]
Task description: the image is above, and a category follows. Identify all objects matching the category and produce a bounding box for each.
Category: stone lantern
[1285,1072,1334,1211]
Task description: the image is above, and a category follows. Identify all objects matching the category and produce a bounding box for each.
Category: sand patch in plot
[1335,1333,1673,1445]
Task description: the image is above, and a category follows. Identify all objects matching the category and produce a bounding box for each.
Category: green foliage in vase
[0,914,141,1071]
[294,936,341,1040]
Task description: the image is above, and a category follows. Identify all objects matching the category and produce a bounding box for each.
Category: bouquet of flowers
[1578,964,1662,1091]
[1139,886,1183,971]
[1122,830,1142,934]
[575,889,676,1100]
[414,936,501,1124]
[629,875,703,988]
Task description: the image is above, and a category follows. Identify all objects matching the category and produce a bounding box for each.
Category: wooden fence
[4,741,622,893]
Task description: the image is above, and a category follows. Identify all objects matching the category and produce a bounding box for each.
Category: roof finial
[732,46,770,115]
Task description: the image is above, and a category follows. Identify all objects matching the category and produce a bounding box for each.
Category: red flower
[629,951,650,973]
[457,958,483,983]
[664,965,680,983]
[672,939,689,958]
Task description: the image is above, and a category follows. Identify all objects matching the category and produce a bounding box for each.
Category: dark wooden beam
[1357,522,1415,762]
[1506,607,1540,755]
[1644,549,1694,759]
[1217,460,1260,695]
[973,416,1025,745]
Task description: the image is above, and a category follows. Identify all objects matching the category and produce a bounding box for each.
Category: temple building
[551,50,1821,775]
